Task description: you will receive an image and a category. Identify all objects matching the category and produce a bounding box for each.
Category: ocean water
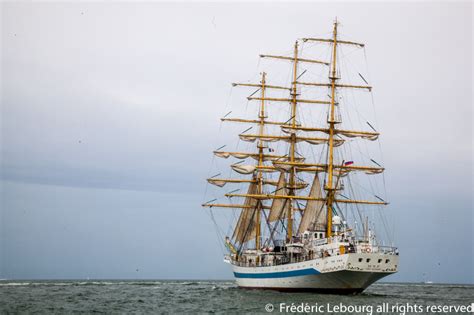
[0,280,472,314]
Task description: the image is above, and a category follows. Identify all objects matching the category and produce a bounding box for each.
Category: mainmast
[325,20,339,239]
[255,72,267,250]
[288,41,299,241]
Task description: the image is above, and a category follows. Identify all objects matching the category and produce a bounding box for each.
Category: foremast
[325,20,339,239]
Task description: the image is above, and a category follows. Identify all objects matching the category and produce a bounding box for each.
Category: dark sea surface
[0,280,472,314]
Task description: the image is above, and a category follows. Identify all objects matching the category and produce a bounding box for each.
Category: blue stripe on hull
[234,268,320,279]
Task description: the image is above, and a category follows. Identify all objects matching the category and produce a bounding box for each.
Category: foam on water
[1,280,472,314]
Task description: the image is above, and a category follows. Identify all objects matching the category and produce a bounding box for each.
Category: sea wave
[0,282,31,286]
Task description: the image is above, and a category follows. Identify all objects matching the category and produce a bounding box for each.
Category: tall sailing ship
[202,20,399,294]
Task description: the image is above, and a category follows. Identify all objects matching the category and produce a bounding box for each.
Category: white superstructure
[228,230,398,293]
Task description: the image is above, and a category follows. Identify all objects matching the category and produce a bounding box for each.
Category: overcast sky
[1,1,472,283]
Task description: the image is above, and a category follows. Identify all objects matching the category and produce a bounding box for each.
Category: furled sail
[214,151,231,158]
[232,182,258,244]
[297,173,326,234]
[239,134,279,143]
[214,151,258,159]
[231,164,256,174]
[239,135,258,142]
[214,151,295,162]
[360,134,379,141]
[338,130,378,141]
[281,126,379,142]
[268,172,290,222]
[239,134,343,146]
[207,179,227,187]
[281,128,297,135]
[304,139,326,145]
[273,162,293,172]
[365,169,384,175]
[304,138,344,147]
[232,153,251,159]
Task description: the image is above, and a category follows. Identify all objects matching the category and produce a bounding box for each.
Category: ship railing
[232,254,325,267]
[231,246,399,267]
[354,245,398,255]
[377,246,399,254]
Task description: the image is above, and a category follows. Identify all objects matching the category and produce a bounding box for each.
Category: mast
[326,20,339,239]
[288,41,299,241]
[202,21,389,247]
[255,72,267,250]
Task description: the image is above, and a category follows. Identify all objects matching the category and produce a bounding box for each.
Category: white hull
[231,252,398,293]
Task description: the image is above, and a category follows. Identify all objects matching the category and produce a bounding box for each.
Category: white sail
[360,134,379,141]
[272,162,293,172]
[239,135,258,142]
[231,164,256,174]
[365,169,384,175]
[207,179,227,187]
[239,135,280,143]
[232,182,258,244]
[214,151,231,158]
[268,172,290,222]
[231,152,251,159]
[338,130,378,141]
[304,139,326,145]
[297,173,326,234]
[214,151,289,162]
